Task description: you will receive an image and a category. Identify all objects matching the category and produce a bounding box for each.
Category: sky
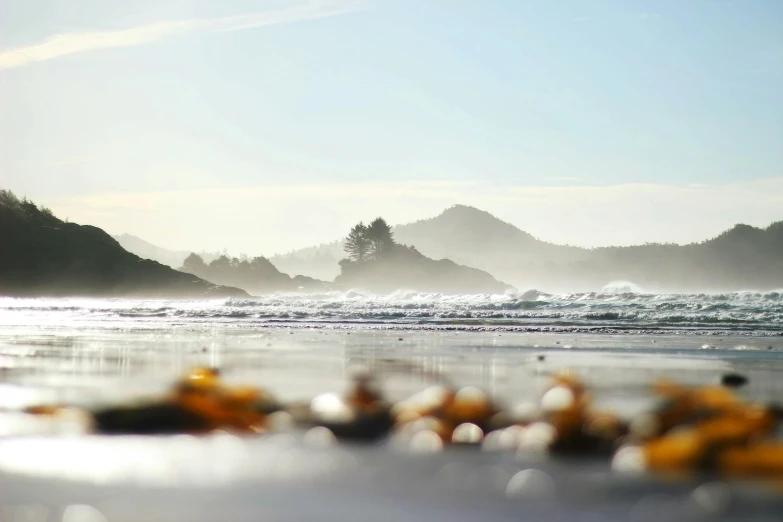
[1,0,782,255]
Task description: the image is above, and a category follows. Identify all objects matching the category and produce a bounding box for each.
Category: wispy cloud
[0,0,367,71]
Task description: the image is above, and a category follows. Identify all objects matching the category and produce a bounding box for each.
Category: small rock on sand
[720,372,749,388]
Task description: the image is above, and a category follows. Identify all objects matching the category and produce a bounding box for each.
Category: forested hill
[0,190,246,298]
[178,253,329,294]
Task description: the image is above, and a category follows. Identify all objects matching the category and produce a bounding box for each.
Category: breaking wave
[1,290,782,334]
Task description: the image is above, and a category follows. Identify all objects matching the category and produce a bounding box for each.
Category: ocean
[3,287,782,334]
[1,290,783,521]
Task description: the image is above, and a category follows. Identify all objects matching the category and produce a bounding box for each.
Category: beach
[1,295,783,520]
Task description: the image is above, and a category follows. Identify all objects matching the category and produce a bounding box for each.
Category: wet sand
[2,328,783,407]
[2,328,783,521]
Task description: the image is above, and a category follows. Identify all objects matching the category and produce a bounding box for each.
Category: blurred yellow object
[642,405,779,472]
[544,375,589,444]
[172,368,268,433]
[17,364,783,486]
[345,370,384,410]
[183,366,221,389]
[718,443,783,478]
[24,405,68,416]
[636,381,745,440]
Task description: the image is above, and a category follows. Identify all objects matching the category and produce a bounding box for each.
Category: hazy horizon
[101,189,783,260]
[2,0,782,255]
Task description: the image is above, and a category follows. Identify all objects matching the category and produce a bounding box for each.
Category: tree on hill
[249,256,280,275]
[367,217,395,260]
[344,222,370,262]
[210,255,232,272]
[342,217,396,262]
[182,253,208,274]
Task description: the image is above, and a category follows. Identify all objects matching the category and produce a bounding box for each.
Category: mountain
[577,222,783,292]
[267,206,545,282]
[97,202,783,293]
[113,234,221,268]
[398,205,783,292]
[271,205,582,288]
[395,205,541,255]
[270,242,344,282]
[112,234,191,268]
[393,205,584,282]
[0,190,246,298]
[112,235,336,295]
[272,204,783,293]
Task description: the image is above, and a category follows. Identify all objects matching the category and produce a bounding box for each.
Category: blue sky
[1,0,782,254]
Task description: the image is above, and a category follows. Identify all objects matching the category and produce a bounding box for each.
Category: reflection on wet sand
[3,328,783,521]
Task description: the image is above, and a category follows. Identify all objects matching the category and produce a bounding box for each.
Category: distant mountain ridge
[112,203,783,293]
[267,204,783,292]
[394,204,578,265]
[270,242,344,282]
[396,205,540,251]
[268,206,553,282]
[113,234,221,268]
[114,211,510,295]
[112,234,190,268]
